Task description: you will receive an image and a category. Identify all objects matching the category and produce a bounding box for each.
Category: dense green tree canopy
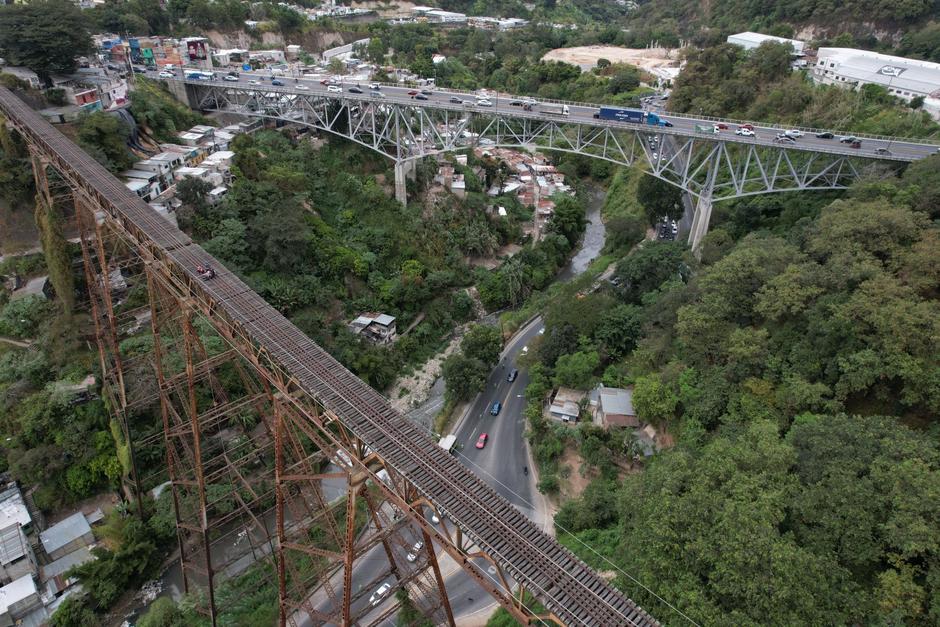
[0,0,92,84]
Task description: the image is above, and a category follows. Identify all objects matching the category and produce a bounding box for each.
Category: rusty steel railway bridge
[1,87,659,626]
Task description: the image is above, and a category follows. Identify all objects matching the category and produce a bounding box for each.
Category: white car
[430,512,440,524]
[369,583,391,607]
[406,541,424,562]
[249,80,260,85]
[369,83,381,90]
[327,85,342,93]
[735,128,755,137]
[476,99,493,107]
[295,84,308,90]
[158,71,174,78]
[223,75,238,82]
[784,129,804,138]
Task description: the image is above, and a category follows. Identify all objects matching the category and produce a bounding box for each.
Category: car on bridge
[735,127,755,137]
[784,129,804,138]
[370,83,380,90]
[223,75,238,82]
[348,86,363,94]
[774,134,796,144]
[477,99,493,107]
[415,94,428,100]
[449,96,462,104]
[271,79,285,86]
[159,71,174,78]
[476,433,489,449]
[816,132,835,139]
[327,85,341,93]
[839,135,858,143]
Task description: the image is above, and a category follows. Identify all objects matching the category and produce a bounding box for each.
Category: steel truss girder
[193,84,894,204]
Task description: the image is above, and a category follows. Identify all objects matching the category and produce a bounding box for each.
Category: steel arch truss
[194,84,892,203]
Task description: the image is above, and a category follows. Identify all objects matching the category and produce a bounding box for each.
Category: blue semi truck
[593,107,672,127]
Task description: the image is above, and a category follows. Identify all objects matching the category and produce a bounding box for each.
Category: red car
[716,123,729,130]
[475,433,488,449]
[407,90,418,96]
[739,123,754,130]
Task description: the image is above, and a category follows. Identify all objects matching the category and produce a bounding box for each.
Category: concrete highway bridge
[0,84,662,626]
[164,72,939,251]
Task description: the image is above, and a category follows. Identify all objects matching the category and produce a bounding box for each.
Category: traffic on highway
[149,66,939,162]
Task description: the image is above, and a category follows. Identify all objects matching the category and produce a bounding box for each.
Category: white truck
[538,102,569,116]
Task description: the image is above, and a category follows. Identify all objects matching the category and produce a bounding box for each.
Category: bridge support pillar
[393,160,414,206]
[688,192,713,255]
[687,143,721,256]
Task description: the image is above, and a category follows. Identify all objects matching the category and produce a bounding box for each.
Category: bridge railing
[186,76,940,148]
[316,77,940,146]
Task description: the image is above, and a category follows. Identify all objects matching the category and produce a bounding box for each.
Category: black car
[448,96,461,104]
[507,369,518,382]
[509,100,523,106]
[815,131,834,139]
[839,135,858,143]
[415,93,428,100]
[420,89,432,95]
[106,63,120,71]
[348,86,363,94]
[662,121,674,127]
[226,71,239,77]
[132,66,147,74]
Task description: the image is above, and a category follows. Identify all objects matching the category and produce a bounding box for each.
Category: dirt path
[0,336,32,348]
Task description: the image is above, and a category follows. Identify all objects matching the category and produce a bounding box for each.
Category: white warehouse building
[813,47,940,115]
[727,31,805,55]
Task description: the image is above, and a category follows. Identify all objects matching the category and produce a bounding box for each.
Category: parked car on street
[406,541,424,562]
[370,583,391,607]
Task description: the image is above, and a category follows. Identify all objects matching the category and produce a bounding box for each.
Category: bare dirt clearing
[542,46,682,74]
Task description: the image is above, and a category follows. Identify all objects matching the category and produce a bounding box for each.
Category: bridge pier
[688,193,713,254]
[393,160,416,206]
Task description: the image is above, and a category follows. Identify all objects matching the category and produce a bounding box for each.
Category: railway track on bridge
[0,86,659,626]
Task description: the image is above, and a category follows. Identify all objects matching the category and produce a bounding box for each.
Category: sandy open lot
[542,45,683,76]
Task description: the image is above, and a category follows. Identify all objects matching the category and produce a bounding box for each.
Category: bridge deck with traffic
[169,70,939,163]
[0,84,658,627]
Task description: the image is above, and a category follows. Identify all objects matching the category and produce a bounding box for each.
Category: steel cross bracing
[195,83,893,202]
[1,87,659,626]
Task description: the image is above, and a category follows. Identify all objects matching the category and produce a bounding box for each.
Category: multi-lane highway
[150,67,939,162]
